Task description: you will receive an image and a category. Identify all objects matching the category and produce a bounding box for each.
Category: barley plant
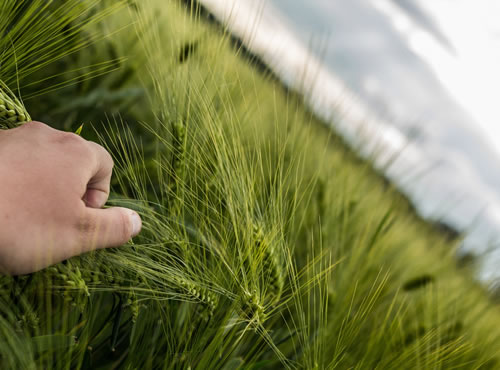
[1,0,500,369]
[0,81,30,128]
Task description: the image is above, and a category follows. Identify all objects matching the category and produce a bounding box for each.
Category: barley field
[1,1,499,369]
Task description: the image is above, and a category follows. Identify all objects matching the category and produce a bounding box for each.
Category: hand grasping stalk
[0,84,142,275]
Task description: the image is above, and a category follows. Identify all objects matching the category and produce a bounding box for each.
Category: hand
[0,121,141,275]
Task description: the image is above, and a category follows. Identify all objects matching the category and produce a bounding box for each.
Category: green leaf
[31,335,77,354]
[222,357,244,370]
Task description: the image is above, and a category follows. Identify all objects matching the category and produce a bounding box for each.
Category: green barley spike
[125,291,141,323]
[240,289,266,325]
[1,81,86,136]
[0,81,31,129]
[174,276,218,317]
[167,119,186,206]
[18,309,39,331]
[49,260,90,312]
[254,224,284,306]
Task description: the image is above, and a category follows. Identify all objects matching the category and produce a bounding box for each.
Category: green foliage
[1,0,500,369]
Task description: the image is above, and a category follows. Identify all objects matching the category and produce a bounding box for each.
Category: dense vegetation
[1,1,499,368]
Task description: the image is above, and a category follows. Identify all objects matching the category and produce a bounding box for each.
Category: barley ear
[167,119,187,209]
[0,81,31,129]
[174,276,218,318]
[254,224,284,306]
[47,260,90,312]
[240,289,266,325]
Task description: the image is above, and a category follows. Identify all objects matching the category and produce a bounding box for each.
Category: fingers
[83,188,109,208]
[85,141,114,208]
[18,122,114,209]
[75,207,142,254]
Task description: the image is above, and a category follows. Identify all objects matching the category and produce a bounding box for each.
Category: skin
[0,121,142,275]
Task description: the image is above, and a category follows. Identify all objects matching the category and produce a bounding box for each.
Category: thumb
[77,207,142,252]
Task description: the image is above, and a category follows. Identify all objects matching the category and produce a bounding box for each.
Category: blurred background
[201,0,500,280]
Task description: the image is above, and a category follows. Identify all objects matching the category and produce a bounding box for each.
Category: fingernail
[129,211,142,237]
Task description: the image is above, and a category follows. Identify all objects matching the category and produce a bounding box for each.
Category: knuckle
[26,120,45,128]
[57,131,85,145]
[17,120,46,132]
[101,147,114,168]
[55,132,92,156]
[106,150,114,168]
[92,142,114,169]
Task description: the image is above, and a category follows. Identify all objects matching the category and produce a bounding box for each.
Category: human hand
[0,121,141,275]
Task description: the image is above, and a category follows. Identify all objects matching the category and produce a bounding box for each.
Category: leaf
[31,335,76,353]
[222,357,244,370]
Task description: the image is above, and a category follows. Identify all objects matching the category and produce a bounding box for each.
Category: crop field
[1,1,500,369]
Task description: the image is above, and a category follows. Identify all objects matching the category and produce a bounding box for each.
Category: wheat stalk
[0,81,31,129]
